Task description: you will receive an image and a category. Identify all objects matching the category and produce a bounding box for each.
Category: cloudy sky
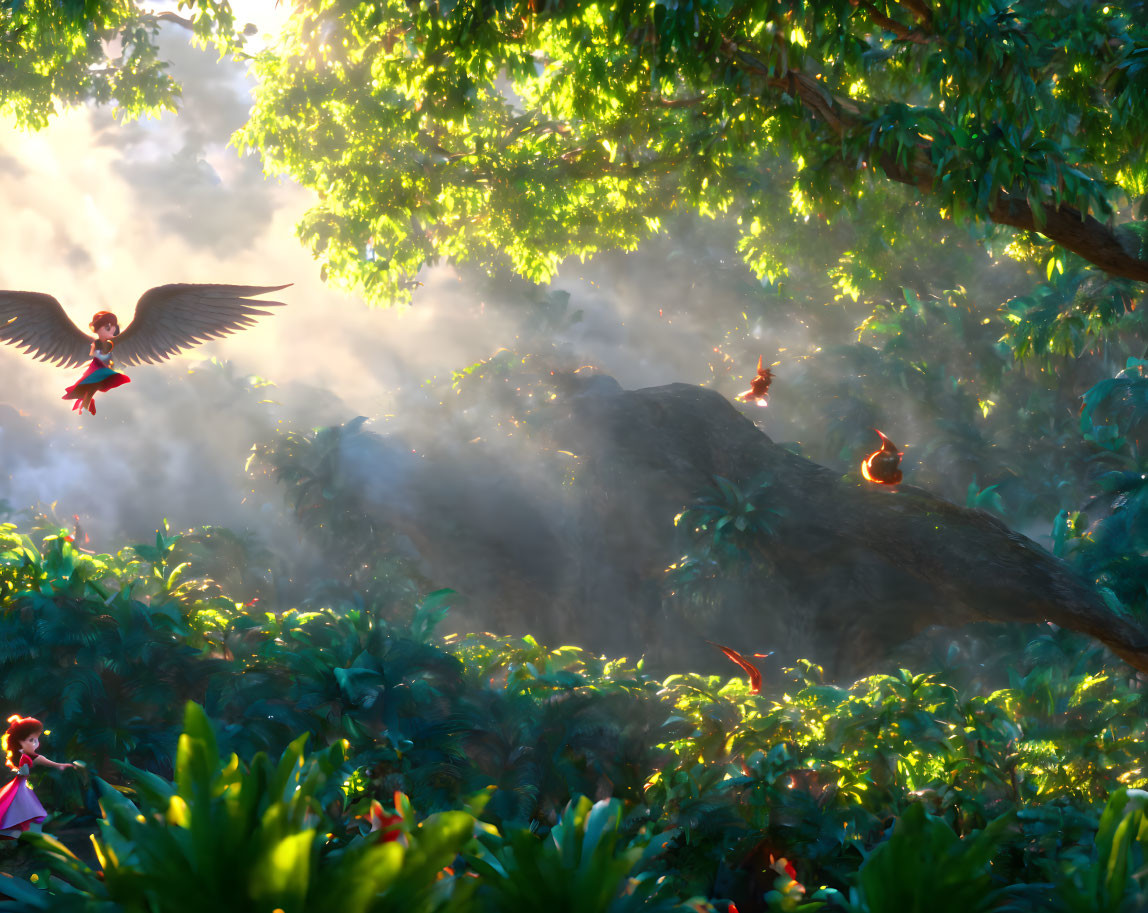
[0,3,765,549]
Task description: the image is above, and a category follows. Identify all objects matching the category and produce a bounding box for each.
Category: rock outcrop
[353,377,1148,677]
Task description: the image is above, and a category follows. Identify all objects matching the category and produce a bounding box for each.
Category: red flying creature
[739,357,774,407]
[707,641,774,694]
[861,430,903,485]
[0,283,289,417]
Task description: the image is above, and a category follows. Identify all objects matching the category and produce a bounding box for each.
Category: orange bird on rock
[861,430,903,485]
[739,356,774,407]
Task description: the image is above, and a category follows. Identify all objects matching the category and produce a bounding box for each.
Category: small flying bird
[739,356,775,407]
[707,641,774,694]
[861,429,903,485]
[0,283,290,416]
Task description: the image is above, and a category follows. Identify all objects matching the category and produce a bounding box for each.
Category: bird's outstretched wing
[113,283,291,367]
[706,640,763,694]
[0,291,93,368]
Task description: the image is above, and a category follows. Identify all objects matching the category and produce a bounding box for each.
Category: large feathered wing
[112,283,290,367]
[0,291,93,368]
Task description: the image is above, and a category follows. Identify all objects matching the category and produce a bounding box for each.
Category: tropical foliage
[3,514,1148,910]
[8,1,1148,911]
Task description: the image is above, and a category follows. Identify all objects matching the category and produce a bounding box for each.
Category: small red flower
[364,799,406,845]
[766,854,807,897]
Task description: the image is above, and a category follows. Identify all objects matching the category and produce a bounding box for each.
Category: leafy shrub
[4,519,1148,912]
[0,702,479,913]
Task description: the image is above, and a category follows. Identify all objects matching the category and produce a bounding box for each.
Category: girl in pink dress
[0,715,75,839]
[61,310,131,417]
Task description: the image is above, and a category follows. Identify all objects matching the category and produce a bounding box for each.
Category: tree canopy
[0,0,240,128]
[234,0,1148,303]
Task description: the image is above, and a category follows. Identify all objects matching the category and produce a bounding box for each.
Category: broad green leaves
[853,802,1012,913]
[5,702,479,913]
[469,795,695,913]
[668,475,785,607]
[1049,788,1148,912]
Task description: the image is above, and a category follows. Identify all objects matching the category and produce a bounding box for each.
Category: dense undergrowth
[2,522,1148,912]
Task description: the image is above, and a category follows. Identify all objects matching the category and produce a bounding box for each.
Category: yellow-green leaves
[0,0,249,128]
[236,0,1148,303]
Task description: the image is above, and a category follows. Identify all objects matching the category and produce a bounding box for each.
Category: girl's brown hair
[2,714,42,771]
[90,311,119,353]
[90,311,118,332]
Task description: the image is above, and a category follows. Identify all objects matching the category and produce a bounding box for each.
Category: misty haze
[2,1,1147,909]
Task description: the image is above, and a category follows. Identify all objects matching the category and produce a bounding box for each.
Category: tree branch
[849,0,931,44]
[898,0,934,28]
[992,196,1148,283]
[149,11,196,30]
[653,95,708,108]
[720,37,1148,284]
[876,138,1148,284]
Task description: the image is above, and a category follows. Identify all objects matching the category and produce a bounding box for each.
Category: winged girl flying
[0,283,290,416]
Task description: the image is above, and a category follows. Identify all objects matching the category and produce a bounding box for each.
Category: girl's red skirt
[62,359,131,413]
